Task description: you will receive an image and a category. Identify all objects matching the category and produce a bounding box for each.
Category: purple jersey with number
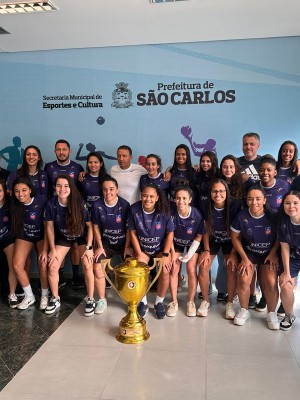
[231,208,277,255]
[45,160,84,196]
[92,196,130,249]
[278,214,300,259]
[128,201,174,255]
[7,170,48,199]
[21,195,46,240]
[260,179,290,212]
[0,201,11,241]
[78,173,101,209]
[172,206,205,249]
[140,173,170,195]
[44,197,89,240]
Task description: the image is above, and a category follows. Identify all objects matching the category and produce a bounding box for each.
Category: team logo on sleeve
[265,226,271,235]
[116,215,122,223]
[156,222,161,230]
[187,227,193,234]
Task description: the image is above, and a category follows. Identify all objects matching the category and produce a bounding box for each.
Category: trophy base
[116,317,150,344]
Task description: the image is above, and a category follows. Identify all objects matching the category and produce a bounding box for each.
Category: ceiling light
[149,0,186,3]
[0,1,57,14]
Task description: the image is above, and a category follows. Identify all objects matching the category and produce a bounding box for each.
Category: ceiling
[0,0,300,53]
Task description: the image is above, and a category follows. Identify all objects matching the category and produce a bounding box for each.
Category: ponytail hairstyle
[55,175,85,236]
[11,177,35,238]
[141,183,170,216]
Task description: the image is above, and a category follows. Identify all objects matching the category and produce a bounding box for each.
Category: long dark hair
[206,179,231,237]
[276,141,298,178]
[199,151,219,179]
[55,175,85,236]
[220,154,245,199]
[170,144,195,185]
[86,152,108,190]
[141,184,170,216]
[277,190,300,221]
[0,179,8,205]
[11,177,35,237]
[17,145,44,188]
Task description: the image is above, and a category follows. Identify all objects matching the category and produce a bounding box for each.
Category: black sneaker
[15,284,25,299]
[198,288,212,299]
[71,276,85,290]
[280,314,296,331]
[217,292,227,302]
[256,295,267,312]
[154,302,166,319]
[248,294,257,309]
[45,296,61,315]
[8,294,18,309]
[58,278,67,290]
[84,297,95,317]
[277,303,285,317]
[137,301,149,317]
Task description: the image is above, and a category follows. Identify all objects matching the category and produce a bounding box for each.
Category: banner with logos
[0,36,300,171]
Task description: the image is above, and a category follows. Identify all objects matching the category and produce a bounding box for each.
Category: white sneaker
[197,300,210,317]
[17,295,35,310]
[166,301,178,317]
[225,302,235,320]
[45,296,61,314]
[234,308,250,326]
[95,298,107,314]
[187,301,196,317]
[39,295,49,310]
[267,312,280,330]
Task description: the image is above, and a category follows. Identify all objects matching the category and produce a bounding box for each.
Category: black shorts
[209,241,233,256]
[16,235,44,244]
[94,246,124,264]
[0,235,14,251]
[238,250,270,266]
[55,230,87,247]
[174,244,200,255]
[279,257,300,278]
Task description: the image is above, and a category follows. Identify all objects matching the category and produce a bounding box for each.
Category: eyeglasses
[211,190,226,194]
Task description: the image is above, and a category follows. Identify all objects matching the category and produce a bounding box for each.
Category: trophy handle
[101,259,118,293]
[146,257,163,294]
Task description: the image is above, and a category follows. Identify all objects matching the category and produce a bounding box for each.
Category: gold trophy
[101,257,162,344]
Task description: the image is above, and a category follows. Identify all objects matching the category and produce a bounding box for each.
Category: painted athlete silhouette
[0,136,24,171]
[76,143,117,161]
[180,126,217,156]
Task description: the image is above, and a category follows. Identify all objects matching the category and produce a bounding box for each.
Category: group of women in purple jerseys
[0,136,300,331]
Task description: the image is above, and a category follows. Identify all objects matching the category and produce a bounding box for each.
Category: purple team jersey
[277,166,294,185]
[91,196,130,249]
[139,173,170,195]
[0,201,11,241]
[172,206,205,249]
[7,170,48,199]
[44,197,89,240]
[21,195,46,240]
[169,169,198,204]
[128,201,174,256]
[78,173,101,209]
[278,214,300,259]
[260,179,290,212]
[231,208,277,255]
[45,160,84,196]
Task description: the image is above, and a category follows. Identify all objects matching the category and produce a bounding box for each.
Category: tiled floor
[0,284,300,400]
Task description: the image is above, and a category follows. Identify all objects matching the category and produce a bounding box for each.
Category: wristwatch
[162,252,169,257]
[85,245,93,250]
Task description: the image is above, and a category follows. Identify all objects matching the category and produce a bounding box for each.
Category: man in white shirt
[110,145,146,205]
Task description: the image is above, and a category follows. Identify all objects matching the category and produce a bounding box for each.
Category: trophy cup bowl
[101,257,162,344]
